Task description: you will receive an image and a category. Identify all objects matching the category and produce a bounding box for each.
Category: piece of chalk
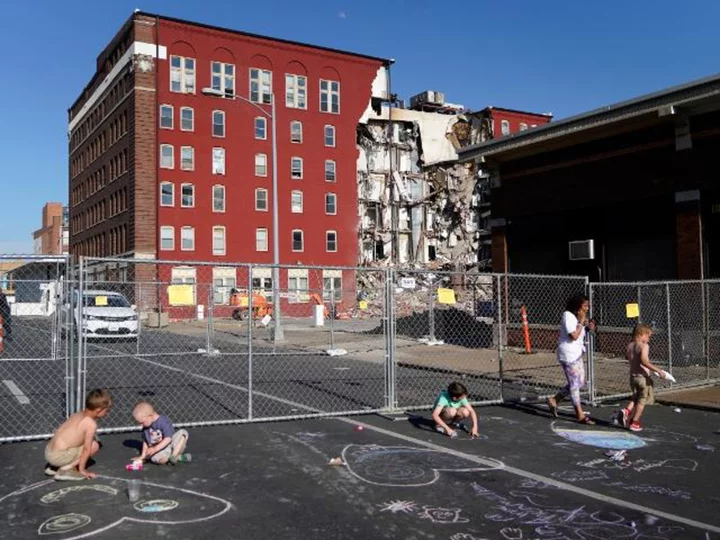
[355,425,364,431]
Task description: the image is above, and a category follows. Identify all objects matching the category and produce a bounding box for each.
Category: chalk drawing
[41,485,118,504]
[471,482,683,540]
[551,470,609,483]
[576,457,698,473]
[450,534,488,540]
[418,506,469,524]
[377,500,418,514]
[602,481,691,500]
[499,526,523,539]
[552,421,647,450]
[341,444,503,487]
[294,432,327,442]
[38,514,92,536]
[0,476,232,539]
[134,500,180,513]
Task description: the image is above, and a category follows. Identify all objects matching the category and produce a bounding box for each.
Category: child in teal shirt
[431,382,479,438]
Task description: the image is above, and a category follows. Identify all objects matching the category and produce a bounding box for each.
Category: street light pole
[202,87,283,342]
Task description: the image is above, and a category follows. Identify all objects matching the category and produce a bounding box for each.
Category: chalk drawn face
[551,422,647,450]
[0,476,232,539]
[342,444,503,487]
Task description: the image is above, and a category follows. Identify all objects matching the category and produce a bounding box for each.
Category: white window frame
[325,160,336,182]
[213,226,226,256]
[292,229,304,252]
[181,226,195,251]
[171,267,197,304]
[213,110,226,138]
[326,230,338,253]
[285,74,307,109]
[180,107,194,131]
[291,157,303,179]
[160,226,174,251]
[501,120,510,136]
[170,55,196,94]
[212,147,226,175]
[291,190,303,213]
[256,228,268,252]
[180,146,195,171]
[213,267,237,305]
[290,121,303,143]
[324,125,336,147]
[519,123,528,131]
[211,61,235,96]
[180,183,195,208]
[213,184,226,213]
[160,144,174,169]
[255,188,268,211]
[160,182,174,207]
[325,192,337,215]
[322,269,342,301]
[320,79,340,114]
[255,153,267,177]
[160,104,173,129]
[255,117,267,140]
[250,68,272,104]
[252,269,273,300]
[288,268,309,304]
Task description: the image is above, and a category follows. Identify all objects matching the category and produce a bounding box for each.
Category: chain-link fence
[0,255,72,442]
[589,281,720,402]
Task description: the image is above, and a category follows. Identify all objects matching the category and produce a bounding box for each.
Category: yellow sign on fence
[94,296,108,306]
[437,288,456,305]
[168,285,195,306]
[625,303,640,318]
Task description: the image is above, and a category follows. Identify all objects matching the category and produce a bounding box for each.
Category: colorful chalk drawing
[576,457,698,472]
[341,444,504,487]
[0,476,232,539]
[551,421,647,450]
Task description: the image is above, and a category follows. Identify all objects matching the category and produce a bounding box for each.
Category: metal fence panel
[0,255,72,442]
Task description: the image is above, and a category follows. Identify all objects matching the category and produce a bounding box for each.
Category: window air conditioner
[569,240,595,261]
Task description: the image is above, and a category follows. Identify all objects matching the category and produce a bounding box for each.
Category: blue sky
[1,0,719,253]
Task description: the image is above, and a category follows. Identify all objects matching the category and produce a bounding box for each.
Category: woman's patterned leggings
[557,359,586,407]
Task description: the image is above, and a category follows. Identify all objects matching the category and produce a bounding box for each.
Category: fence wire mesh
[0,255,72,442]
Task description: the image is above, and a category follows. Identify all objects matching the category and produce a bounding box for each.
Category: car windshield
[83,294,130,308]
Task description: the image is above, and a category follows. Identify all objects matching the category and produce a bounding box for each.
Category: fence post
[329,288,336,352]
[587,279,596,406]
[386,268,396,412]
[75,257,85,413]
[247,265,254,421]
[428,280,436,343]
[704,281,710,381]
[496,274,504,402]
[64,262,75,418]
[665,282,673,384]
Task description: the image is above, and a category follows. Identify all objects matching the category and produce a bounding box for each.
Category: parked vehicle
[63,290,139,340]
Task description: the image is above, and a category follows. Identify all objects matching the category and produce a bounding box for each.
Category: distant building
[480,106,553,138]
[33,203,69,255]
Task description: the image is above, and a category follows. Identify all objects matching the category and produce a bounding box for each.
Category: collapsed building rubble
[357,92,493,275]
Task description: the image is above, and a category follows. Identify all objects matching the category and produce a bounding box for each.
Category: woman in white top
[547,294,595,424]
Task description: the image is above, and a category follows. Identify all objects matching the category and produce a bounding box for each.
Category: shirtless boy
[44,389,112,480]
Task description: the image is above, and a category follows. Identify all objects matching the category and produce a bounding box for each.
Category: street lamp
[202,87,284,341]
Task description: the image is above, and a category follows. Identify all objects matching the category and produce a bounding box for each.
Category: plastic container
[127,479,140,502]
[125,461,143,471]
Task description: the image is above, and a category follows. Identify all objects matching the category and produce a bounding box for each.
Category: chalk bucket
[127,479,141,503]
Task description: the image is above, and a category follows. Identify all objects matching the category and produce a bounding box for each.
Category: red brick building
[33,203,69,255]
[68,12,390,312]
[481,106,552,138]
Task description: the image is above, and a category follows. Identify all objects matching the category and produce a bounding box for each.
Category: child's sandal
[578,416,595,425]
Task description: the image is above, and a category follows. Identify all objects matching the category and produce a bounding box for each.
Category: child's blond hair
[85,389,112,411]
[632,323,653,339]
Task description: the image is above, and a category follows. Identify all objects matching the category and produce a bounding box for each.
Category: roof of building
[481,106,553,118]
[458,72,720,161]
[140,11,393,65]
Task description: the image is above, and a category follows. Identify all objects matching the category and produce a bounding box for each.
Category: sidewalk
[656,384,720,411]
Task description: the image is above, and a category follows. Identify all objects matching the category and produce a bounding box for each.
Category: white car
[64,290,139,340]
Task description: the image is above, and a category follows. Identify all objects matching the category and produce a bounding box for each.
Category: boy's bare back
[626,341,650,376]
[48,412,97,452]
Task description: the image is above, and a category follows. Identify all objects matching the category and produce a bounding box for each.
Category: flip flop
[578,416,595,425]
[547,398,558,418]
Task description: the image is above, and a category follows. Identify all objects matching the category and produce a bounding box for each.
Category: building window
[323,271,342,301]
[160,105,173,129]
[160,226,174,250]
[255,153,267,176]
[252,272,273,300]
[291,190,303,213]
[255,188,268,211]
[250,68,272,104]
[325,160,336,182]
[181,226,195,251]
[255,117,267,140]
[519,123,528,131]
[324,125,336,147]
[320,79,340,114]
[213,226,226,256]
[180,107,194,131]
[160,182,174,206]
[531,124,537,128]
[181,183,194,207]
[326,231,338,253]
[290,121,303,143]
[291,157,303,179]
[256,228,268,251]
[171,267,196,303]
[170,55,196,94]
[212,147,226,175]
[285,74,307,109]
[501,120,510,136]
[213,110,225,137]
[292,229,304,252]
[160,145,174,169]
[213,268,237,305]
[288,270,309,304]
[213,185,225,212]
[211,61,235,96]
[325,193,337,215]
[180,146,194,171]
